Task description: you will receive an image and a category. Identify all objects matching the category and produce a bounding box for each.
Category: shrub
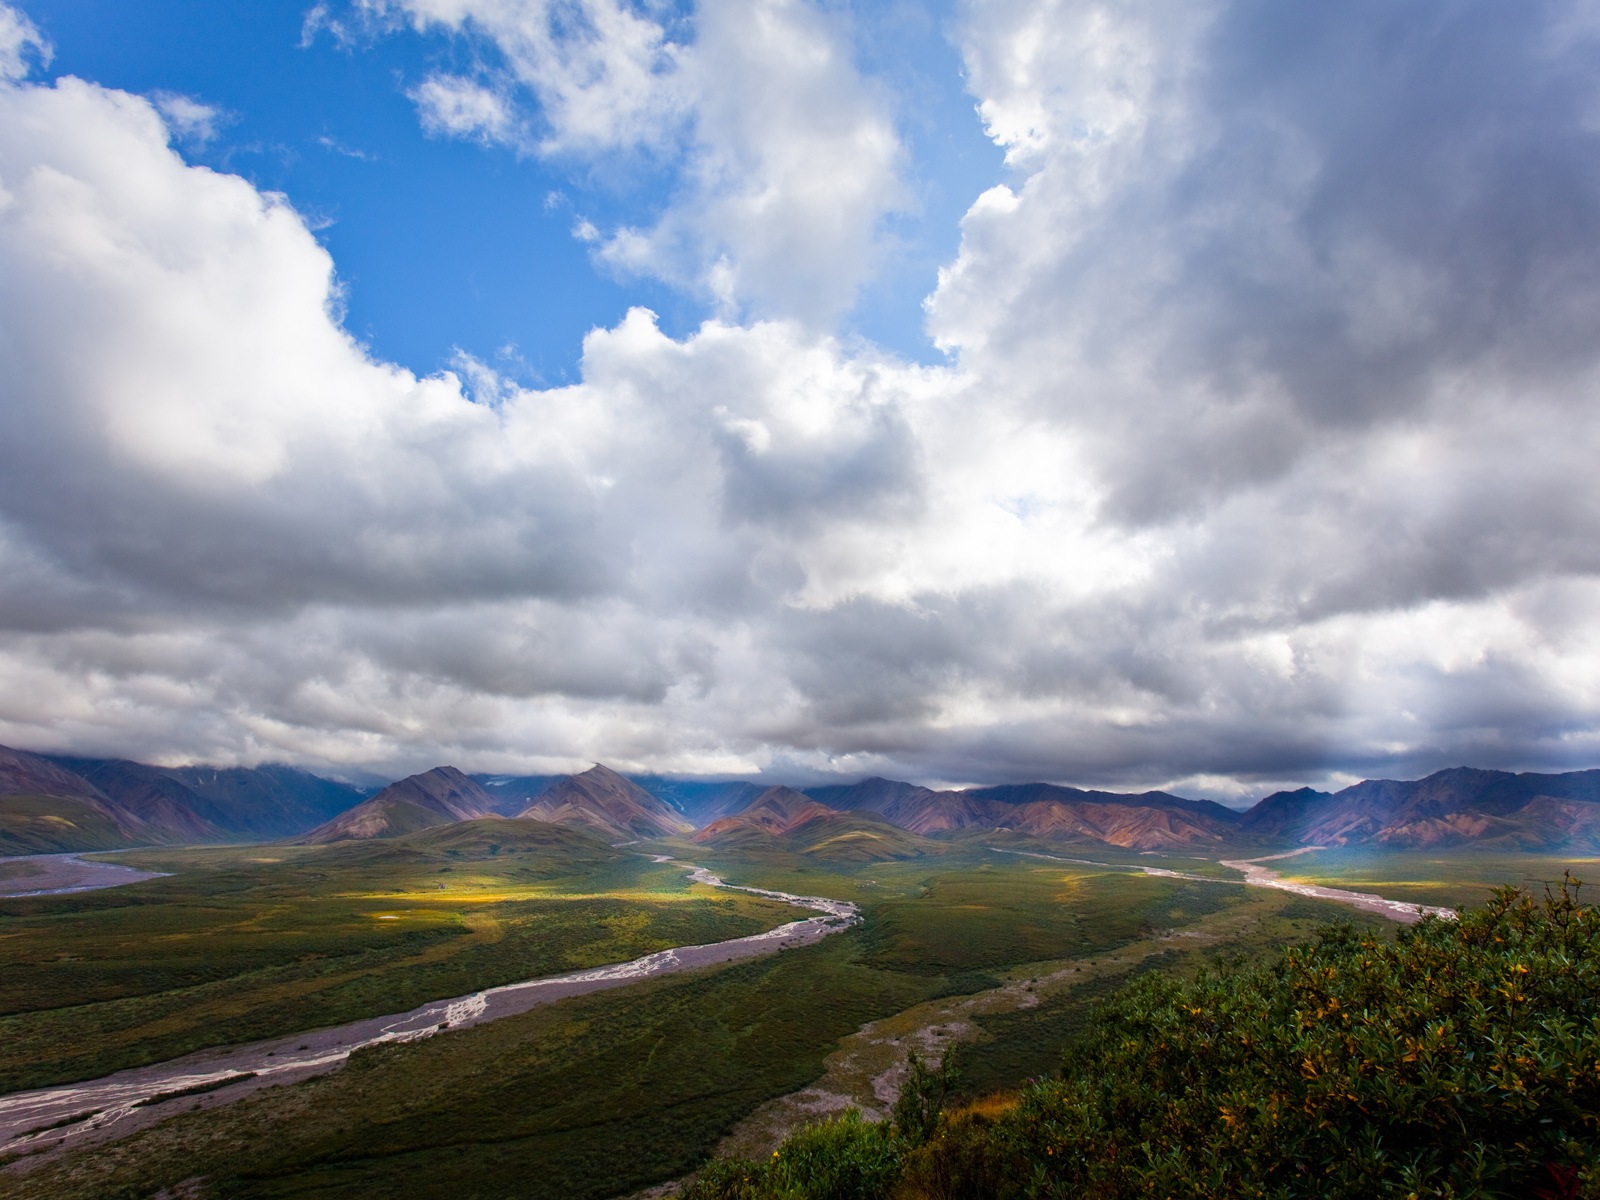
[891,1048,960,1146]
[1014,878,1600,1198]
[680,1158,769,1200]
[683,880,1600,1200]
[681,1112,903,1200]
[892,1100,1023,1200]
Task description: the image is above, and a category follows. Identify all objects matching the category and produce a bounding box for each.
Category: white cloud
[0,67,940,776]
[595,0,908,325]
[371,0,907,325]
[0,2,49,82]
[5,1,1600,793]
[381,0,687,152]
[151,91,225,147]
[410,72,518,142]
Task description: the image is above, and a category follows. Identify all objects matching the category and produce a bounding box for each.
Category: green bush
[894,1105,1020,1200]
[891,1048,960,1146]
[681,879,1600,1200]
[1017,878,1600,1198]
[682,1112,903,1200]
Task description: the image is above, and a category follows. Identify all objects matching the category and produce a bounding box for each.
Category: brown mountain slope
[695,788,936,862]
[49,758,224,845]
[520,764,692,840]
[695,786,838,839]
[874,789,997,835]
[297,766,494,844]
[801,777,1243,850]
[0,744,146,851]
[0,744,114,808]
[997,799,1234,850]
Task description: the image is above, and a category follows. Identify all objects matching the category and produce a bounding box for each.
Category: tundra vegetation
[1,841,1592,1198]
[1,846,1359,1199]
[0,822,799,1092]
[681,878,1600,1200]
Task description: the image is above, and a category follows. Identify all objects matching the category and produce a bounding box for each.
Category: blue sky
[3,0,1600,798]
[22,0,997,383]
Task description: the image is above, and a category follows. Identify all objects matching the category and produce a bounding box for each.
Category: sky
[2,0,1600,801]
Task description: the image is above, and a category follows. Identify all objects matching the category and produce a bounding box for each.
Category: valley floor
[2,842,1590,1199]
[0,860,854,1163]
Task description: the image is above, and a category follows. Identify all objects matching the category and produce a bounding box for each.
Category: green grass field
[0,821,799,1093]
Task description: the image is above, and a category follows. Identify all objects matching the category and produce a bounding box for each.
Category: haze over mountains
[4,739,1600,858]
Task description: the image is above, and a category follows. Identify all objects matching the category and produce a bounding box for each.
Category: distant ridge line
[7,744,1600,855]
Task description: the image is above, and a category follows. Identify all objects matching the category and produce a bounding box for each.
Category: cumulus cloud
[593,0,907,324]
[367,0,907,325]
[2,0,1600,795]
[934,0,1600,522]
[385,0,690,153]
[0,0,47,80]
[0,60,933,776]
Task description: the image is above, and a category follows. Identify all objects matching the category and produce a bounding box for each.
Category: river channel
[0,857,859,1162]
[993,845,1456,923]
[0,853,169,898]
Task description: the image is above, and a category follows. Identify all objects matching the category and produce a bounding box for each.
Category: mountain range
[0,744,368,854]
[6,738,1600,857]
[1237,767,1600,850]
[787,770,1600,853]
[294,763,692,844]
[798,777,1241,849]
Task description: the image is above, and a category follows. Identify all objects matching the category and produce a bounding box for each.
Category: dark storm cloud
[941,0,1600,519]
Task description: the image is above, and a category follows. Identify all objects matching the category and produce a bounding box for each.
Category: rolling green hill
[786,813,940,862]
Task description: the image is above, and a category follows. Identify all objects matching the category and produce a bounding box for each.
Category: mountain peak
[519,764,692,841]
[297,765,495,843]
